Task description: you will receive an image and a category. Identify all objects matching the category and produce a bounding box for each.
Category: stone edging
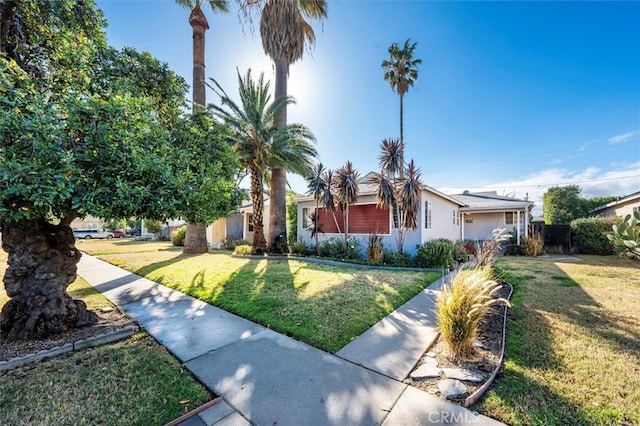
[0,325,136,372]
[463,281,514,407]
[232,254,447,273]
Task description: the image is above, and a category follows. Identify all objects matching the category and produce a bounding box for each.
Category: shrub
[317,237,361,260]
[571,216,619,255]
[522,233,544,256]
[504,244,524,256]
[222,236,249,250]
[367,234,384,264]
[608,211,640,260]
[382,250,415,267]
[289,240,311,256]
[171,225,187,246]
[462,240,477,255]
[234,244,252,255]
[416,239,457,269]
[435,268,510,360]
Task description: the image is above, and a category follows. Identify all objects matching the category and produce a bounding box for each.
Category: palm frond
[378,138,404,176]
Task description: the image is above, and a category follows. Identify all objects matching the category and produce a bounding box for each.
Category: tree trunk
[184,4,210,255]
[1,219,97,341]
[267,57,289,253]
[399,93,405,177]
[250,168,267,254]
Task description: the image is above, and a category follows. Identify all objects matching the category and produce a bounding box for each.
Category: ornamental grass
[435,267,510,360]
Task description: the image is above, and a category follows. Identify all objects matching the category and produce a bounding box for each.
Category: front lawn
[79,240,441,353]
[476,255,640,425]
[0,249,210,425]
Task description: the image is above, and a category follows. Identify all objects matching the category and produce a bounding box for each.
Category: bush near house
[416,239,467,269]
[571,216,619,255]
[317,237,361,260]
[383,250,416,267]
[171,225,187,246]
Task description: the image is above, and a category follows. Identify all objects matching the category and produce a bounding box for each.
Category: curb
[0,325,136,372]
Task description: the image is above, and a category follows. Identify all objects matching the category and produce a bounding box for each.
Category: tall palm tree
[368,138,422,253]
[381,38,421,168]
[335,161,360,245]
[176,0,229,254]
[246,0,327,253]
[305,162,327,254]
[208,68,317,254]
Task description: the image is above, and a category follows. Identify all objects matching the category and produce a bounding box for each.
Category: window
[302,208,311,229]
[425,201,432,229]
[248,214,254,232]
[634,206,640,214]
[505,212,514,225]
[453,210,456,225]
[392,205,399,229]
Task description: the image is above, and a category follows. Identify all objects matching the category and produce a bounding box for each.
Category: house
[295,176,534,255]
[590,191,640,218]
[237,196,270,244]
[451,191,533,244]
[295,174,464,256]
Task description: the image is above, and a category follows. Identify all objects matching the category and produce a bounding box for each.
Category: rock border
[463,281,514,407]
[0,325,135,372]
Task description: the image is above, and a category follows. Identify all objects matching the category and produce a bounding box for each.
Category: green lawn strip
[1,250,211,424]
[82,242,440,353]
[474,256,640,425]
[0,334,210,425]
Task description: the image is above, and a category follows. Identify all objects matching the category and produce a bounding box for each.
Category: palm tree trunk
[184,4,210,254]
[314,200,319,255]
[250,168,267,254]
[399,93,405,176]
[268,57,289,253]
[344,205,349,245]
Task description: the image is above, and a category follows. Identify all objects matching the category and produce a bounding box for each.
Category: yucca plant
[435,268,510,360]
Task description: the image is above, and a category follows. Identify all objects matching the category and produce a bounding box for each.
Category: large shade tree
[0,0,240,340]
[368,138,422,253]
[208,69,317,254]
[381,38,421,167]
[176,0,230,254]
[244,0,327,253]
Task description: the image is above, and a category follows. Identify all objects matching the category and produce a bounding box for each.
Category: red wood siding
[316,204,389,234]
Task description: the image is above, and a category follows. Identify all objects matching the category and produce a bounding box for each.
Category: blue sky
[96,0,639,215]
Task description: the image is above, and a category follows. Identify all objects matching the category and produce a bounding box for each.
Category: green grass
[1,249,211,424]
[0,334,210,425]
[474,255,640,425]
[79,240,441,352]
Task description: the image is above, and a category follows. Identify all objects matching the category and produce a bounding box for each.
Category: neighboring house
[295,173,464,256]
[206,213,244,248]
[590,191,640,218]
[451,191,533,244]
[69,216,102,230]
[238,196,270,244]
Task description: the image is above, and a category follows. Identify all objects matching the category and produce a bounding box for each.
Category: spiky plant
[320,169,341,234]
[435,268,510,360]
[335,161,360,245]
[305,162,327,254]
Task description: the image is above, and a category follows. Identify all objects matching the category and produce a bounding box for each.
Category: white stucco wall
[420,192,462,245]
[596,198,640,218]
[461,211,527,241]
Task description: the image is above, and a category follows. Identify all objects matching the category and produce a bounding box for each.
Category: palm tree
[335,161,360,245]
[176,0,229,254]
[368,138,422,253]
[245,0,327,253]
[208,68,317,254]
[381,38,421,168]
[305,162,327,254]
[320,168,341,235]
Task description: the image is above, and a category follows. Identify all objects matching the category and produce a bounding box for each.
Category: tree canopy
[0,0,241,228]
[543,185,619,225]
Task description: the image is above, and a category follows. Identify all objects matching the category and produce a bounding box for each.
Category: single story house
[237,196,270,244]
[294,174,534,256]
[452,191,533,244]
[590,191,640,218]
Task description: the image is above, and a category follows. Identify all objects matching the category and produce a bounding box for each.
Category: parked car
[112,230,126,238]
[73,229,114,240]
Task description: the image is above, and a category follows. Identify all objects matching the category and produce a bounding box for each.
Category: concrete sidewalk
[78,254,503,426]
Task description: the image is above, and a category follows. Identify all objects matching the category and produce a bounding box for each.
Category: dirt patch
[406,284,510,405]
[1,309,138,361]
